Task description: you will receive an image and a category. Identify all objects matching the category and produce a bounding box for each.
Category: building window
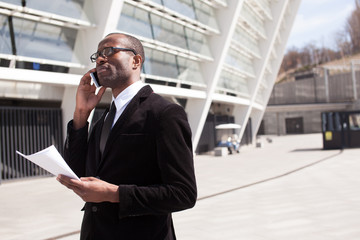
[218,70,250,96]
[118,3,212,58]
[161,0,219,30]
[0,15,12,55]
[117,4,153,39]
[162,0,196,20]
[150,14,187,50]
[151,0,163,5]
[144,48,178,79]
[193,0,218,30]
[0,14,78,68]
[241,3,266,37]
[176,57,204,85]
[3,0,89,21]
[12,18,77,62]
[185,27,211,58]
[225,50,255,76]
[233,26,260,56]
[143,47,205,86]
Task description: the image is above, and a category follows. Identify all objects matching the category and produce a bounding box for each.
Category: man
[57,33,197,240]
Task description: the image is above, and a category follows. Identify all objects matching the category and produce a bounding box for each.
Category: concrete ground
[0,133,359,239]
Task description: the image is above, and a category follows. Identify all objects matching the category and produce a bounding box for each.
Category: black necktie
[100,102,116,155]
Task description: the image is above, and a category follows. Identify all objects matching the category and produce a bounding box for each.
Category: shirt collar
[111,81,144,110]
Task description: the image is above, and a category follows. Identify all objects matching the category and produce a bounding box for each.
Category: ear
[132,55,142,69]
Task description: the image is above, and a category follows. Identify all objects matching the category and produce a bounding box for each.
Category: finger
[96,86,107,98]
[89,82,97,91]
[57,174,71,184]
[58,175,83,188]
[80,177,90,182]
[57,175,73,189]
[72,189,88,202]
[72,186,85,196]
[79,76,90,87]
[68,178,84,188]
[88,68,97,87]
[80,69,95,85]
[80,176,99,182]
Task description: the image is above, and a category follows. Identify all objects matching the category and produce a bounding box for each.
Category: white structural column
[238,0,290,141]
[351,61,358,100]
[61,0,125,141]
[186,0,245,150]
[252,0,302,137]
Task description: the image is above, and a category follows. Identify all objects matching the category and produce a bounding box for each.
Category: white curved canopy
[215,123,241,129]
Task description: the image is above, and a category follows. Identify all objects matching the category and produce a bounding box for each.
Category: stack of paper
[16,145,80,180]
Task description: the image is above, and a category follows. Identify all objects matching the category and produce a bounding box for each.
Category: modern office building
[0,0,301,181]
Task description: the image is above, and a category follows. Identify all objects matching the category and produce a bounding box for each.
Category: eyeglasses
[90,47,137,62]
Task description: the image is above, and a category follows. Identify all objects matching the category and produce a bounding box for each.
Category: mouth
[97,66,108,74]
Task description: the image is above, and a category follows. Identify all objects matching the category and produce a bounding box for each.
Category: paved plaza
[0,133,359,239]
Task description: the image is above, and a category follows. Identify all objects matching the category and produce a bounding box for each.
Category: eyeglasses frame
[90,47,137,62]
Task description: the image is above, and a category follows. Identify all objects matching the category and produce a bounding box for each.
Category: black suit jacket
[64,85,197,240]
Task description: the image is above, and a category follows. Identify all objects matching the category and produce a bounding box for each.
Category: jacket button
[92,206,98,212]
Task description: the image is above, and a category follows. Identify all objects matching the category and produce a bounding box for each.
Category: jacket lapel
[96,85,153,171]
[111,85,153,135]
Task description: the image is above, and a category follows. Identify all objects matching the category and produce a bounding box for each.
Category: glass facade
[0,0,287,101]
[151,0,163,5]
[163,0,196,20]
[193,0,218,30]
[0,0,274,93]
[176,57,204,85]
[218,70,250,96]
[14,19,77,62]
[0,15,12,55]
[255,0,272,18]
[159,0,219,30]
[117,2,210,87]
[233,26,260,57]
[144,48,178,79]
[185,27,211,57]
[143,47,205,86]
[225,50,255,77]
[241,3,266,37]
[118,3,211,58]
[2,0,89,21]
[0,15,77,62]
[151,14,188,50]
[117,4,153,39]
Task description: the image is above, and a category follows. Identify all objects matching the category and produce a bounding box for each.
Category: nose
[96,55,107,65]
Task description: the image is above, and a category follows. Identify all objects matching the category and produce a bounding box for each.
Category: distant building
[0,0,301,181]
[262,66,360,135]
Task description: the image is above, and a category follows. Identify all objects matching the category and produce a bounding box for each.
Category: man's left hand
[57,175,119,203]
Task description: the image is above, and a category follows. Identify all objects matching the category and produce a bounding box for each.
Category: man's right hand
[73,69,107,130]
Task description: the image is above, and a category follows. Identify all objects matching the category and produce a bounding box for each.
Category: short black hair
[106,32,145,65]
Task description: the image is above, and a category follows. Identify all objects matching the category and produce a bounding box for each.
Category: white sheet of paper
[16,145,80,180]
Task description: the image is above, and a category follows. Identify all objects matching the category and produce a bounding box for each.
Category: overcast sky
[286,0,356,50]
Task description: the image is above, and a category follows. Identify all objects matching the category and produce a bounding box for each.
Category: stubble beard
[100,69,131,90]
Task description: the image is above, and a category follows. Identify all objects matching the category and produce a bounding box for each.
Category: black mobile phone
[90,71,101,88]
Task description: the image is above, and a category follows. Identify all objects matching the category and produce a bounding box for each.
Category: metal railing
[268,71,360,105]
[0,107,63,184]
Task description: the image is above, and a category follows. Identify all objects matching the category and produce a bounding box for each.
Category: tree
[335,30,352,57]
[279,0,359,77]
[346,0,360,53]
[279,47,300,73]
[299,45,313,67]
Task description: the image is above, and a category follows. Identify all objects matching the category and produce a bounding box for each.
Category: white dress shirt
[110,80,145,127]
